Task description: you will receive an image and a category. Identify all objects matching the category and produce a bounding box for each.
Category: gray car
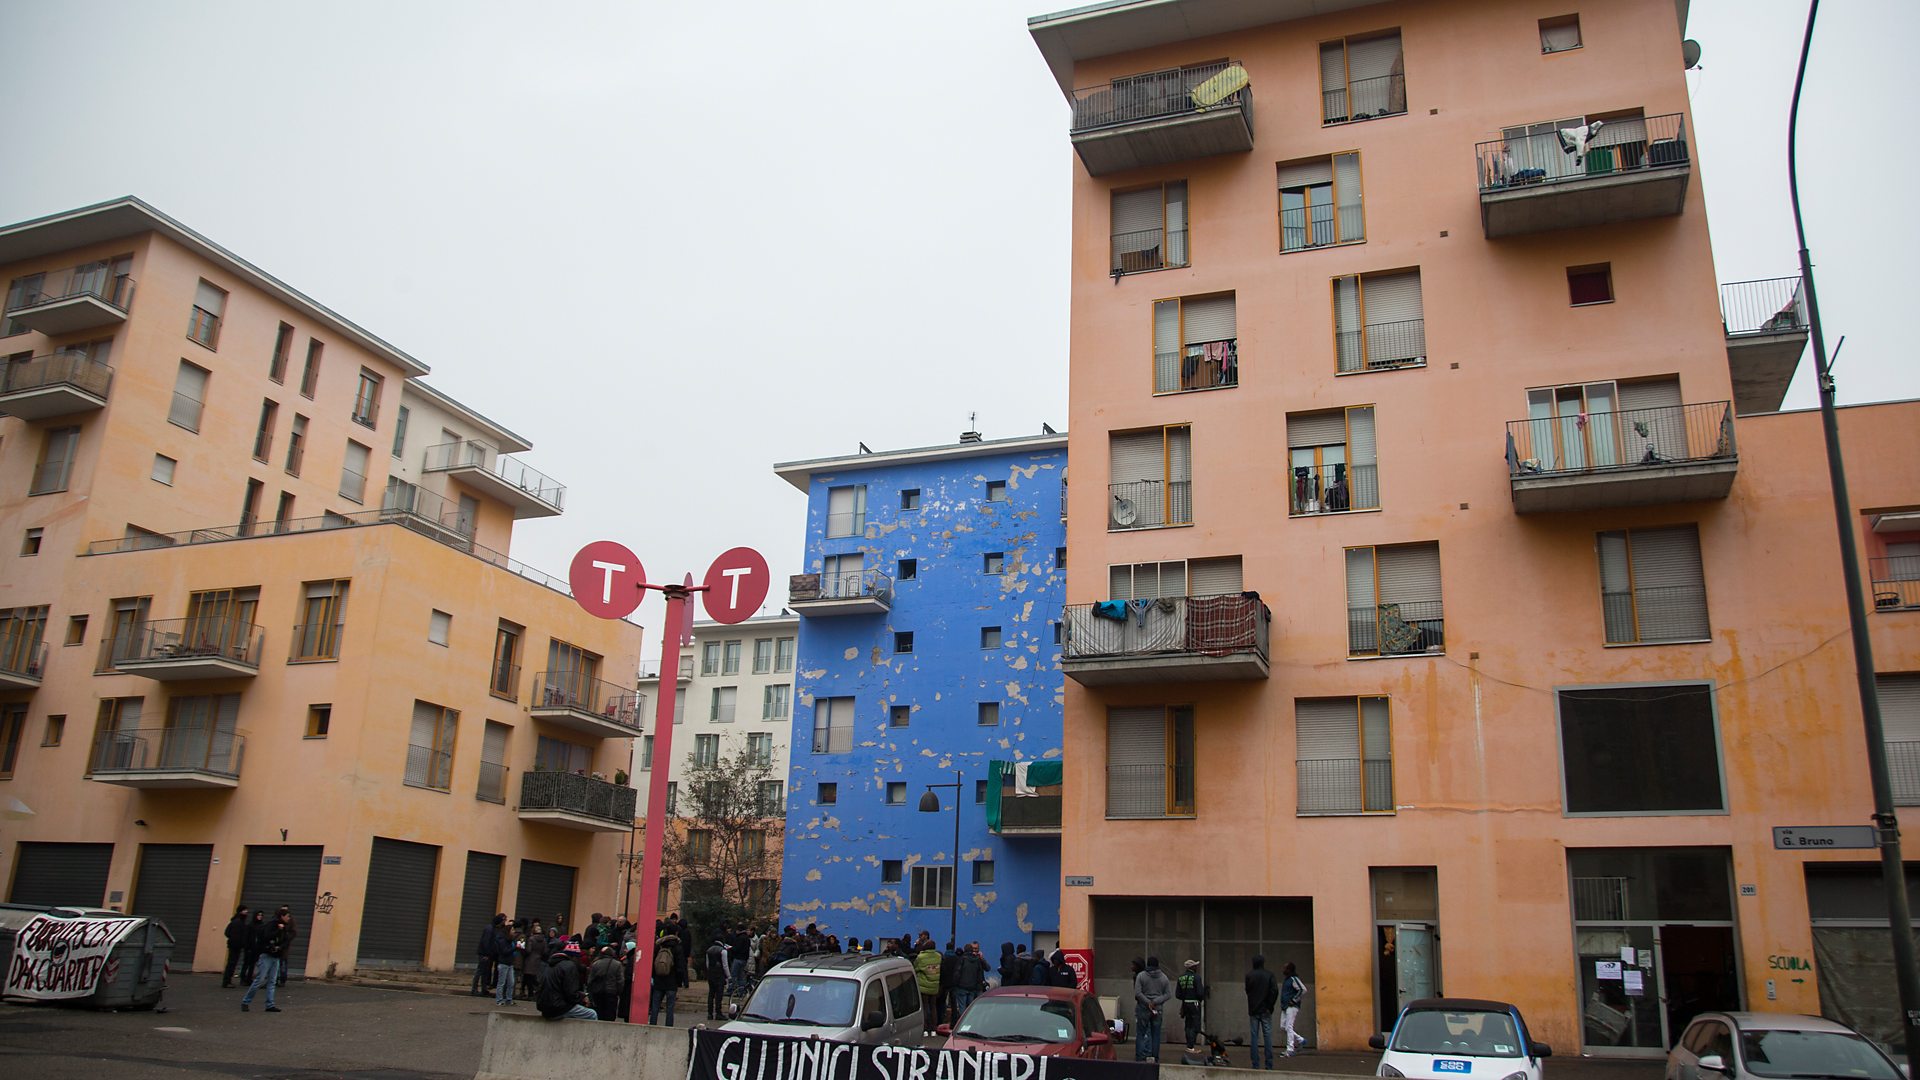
[719,953,923,1045]
[1665,1012,1905,1080]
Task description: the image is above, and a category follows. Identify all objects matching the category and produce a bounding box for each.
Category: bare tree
[659,743,784,921]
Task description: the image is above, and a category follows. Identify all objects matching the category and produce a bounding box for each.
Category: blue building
[773,431,1067,953]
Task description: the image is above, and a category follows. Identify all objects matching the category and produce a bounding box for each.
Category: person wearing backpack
[704,936,729,1020]
[1279,961,1307,1057]
[649,929,680,1025]
[537,941,598,1020]
[1176,958,1210,1048]
[589,946,625,1021]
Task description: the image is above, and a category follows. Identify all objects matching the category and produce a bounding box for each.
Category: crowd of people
[1126,953,1308,1068]
[219,904,299,1014]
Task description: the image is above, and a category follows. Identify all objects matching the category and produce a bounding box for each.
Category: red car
[941,986,1116,1059]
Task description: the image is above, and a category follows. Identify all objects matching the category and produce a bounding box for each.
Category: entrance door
[1659,925,1740,1043]
[1396,923,1435,1006]
[239,845,323,978]
[356,837,440,966]
[131,844,213,968]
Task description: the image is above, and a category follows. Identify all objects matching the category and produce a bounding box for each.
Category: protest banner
[3,913,140,1001]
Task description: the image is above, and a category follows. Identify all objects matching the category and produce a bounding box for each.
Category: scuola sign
[3,914,140,1001]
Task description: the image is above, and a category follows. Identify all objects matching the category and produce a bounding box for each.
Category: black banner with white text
[687,1028,1157,1080]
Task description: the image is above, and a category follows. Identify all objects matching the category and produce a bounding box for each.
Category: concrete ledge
[478,1011,694,1080]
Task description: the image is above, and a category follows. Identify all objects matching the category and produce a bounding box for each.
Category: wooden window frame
[1278,151,1366,253]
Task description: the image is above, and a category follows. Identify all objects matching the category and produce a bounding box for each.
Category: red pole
[627,585,688,1024]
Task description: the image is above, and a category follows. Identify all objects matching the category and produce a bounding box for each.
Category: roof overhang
[774,433,1068,492]
[0,196,429,377]
[400,380,533,453]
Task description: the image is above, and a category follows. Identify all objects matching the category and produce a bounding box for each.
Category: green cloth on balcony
[985,760,1064,831]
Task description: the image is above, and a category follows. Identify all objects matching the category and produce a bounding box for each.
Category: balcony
[1154,338,1237,394]
[1290,463,1379,517]
[110,617,264,681]
[530,671,644,739]
[1476,112,1690,239]
[1721,277,1810,415]
[1872,557,1920,613]
[1108,479,1191,531]
[89,727,244,789]
[1506,400,1737,513]
[1336,318,1426,374]
[1070,60,1253,177]
[517,769,637,832]
[790,568,893,617]
[1348,601,1445,657]
[0,352,113,419]
[1063,593,1270,686]
[0,633,46,690]
[1296,759,1393,815]
[422,439,565,519]
[4,263,134,335]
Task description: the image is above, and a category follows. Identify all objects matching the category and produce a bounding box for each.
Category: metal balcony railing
[422,439,566,512]
[532,670,642,730]
[995,791,1063,832]
[1603,584,1711,645]
[490,659,521,700]
[1109,479,1191,530]
[1112,227,1190,275]
[1296,758,1394,815]
[117,616,264,669]
[1871,557,1920,612]
[1289,463,1379,516]
[1154,338,1238,393]
[1323,73,1406,125]
[1070,60,1250,134]
[792,568,894,605]
[1336,317,1426,372]
[477,761,509,804]
[1478,112,1688,192]
[1,351,114,400]
[405,742,454,791]
[5,263,135,315]
[1105,762,1195,819]
[1348,600,1445,656]
[519,769,637,824]
[91,726,244,778]
[1507,401,1735,477]
[1721,277,1810,337]
[1891,740,1920,806]
[1063,594,1270,664]
[825,510,866,538]
[0,632,47,681]
[812,724,852,754]
[1281,202,1365,251]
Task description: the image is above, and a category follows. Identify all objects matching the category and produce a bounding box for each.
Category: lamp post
[918,770,963,949]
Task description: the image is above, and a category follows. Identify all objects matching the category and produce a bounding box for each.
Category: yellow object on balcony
[1191,64,1249,109]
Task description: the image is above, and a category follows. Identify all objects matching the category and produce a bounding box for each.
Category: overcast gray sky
[2,0,1913,646]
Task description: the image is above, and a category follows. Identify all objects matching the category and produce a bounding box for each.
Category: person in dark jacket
[1029,949,1054,985]
[539,941,598,1020]
[221,906,250,987]
[616,940,637,1022]
[1244,954,1279,1070]
[997,942,1016,988]
[241,910,268,984]
[939,944,960,1026]
[273,906,298,986]
[472,914,503,996]
[704,937,728,1020]
[241,911,293,1012]
[496,922,526,1006]
[588,946,625,1021]
[952,942,987,1017]
[1175,958,1209,1048]
[676,916,696,988]
[524,921,549,989]
[650,928,681,1025]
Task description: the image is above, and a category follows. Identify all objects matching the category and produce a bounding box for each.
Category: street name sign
[1772,825,1876,850]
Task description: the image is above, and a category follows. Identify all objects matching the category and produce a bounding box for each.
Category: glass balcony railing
[90,726,244,779]
[1,351,114,400]
[532,671,642,731]
[422,439,565,512]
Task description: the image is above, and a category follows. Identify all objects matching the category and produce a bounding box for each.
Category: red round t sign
[568,541,645,620]
[702,547,769,624]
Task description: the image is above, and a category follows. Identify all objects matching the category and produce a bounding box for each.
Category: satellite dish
[1111,496,1138,527]
[1682,39,1702,69]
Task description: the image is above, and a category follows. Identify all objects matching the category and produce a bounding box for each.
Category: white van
[719,953,923,1045]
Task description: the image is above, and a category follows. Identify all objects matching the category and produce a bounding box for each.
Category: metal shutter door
[515,859,577,930]
[1378,545,1443,606]
[1629,526,1709,641]
[457,851,505,964]
[239,845,323,977]
[1106,707,1166,818]
[131,844,212,966]
[1189,556,1243,596]
[1278,159,1333,189]
[1289,411,1348,448]
[1181,296,1236,343]
[357,837,440,965]
[1618,377,1687,462]
[9,842,113,906]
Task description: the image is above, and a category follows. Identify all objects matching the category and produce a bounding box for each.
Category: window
[710,686,737,723]
[187,279,225,348]
[4,274,43,336]
[1289,407,1378,514]
[748,734,774,768]
[86,697,142,773]
[812,696,853,753]
[898,559,918,581]
[535,734,591,773]
[986,480,1008,502]
[300,339,323,398]
[886,781,906,805]
[391,405,410,458]
[1540,14,1582,53]
[31,427,80,495]
[252,399,279,461]
[405,700,458,791]
[983,553,1004,575]
[910,865,954,909]
[975,779,988,803]
[822,552,865,597]
[762,685,789,720]
[1559,684,1724,814]
[665,781,678,814]
[980,626,1002,649]
[1055,547,1067,570]
[338,440,370,503]
[978,702,1000,727]
[272,492,295,533]
[151,454,176,485]
[1111,181,1189,274]
[678,654,695,678]
[972,860,995,886]
[352,368,383,427]
[1334,270,1426,372]
[239,479,264,535]
[1346,542,1443,656]
[827,485,867,538]
[901,488,921,510]
[1320,30,1406,123]
[687,829,713,864]
[694,733,720,767]
[542,642,602,705]
[0,607,48,678]
[889,704,911,728]
[1153,293,1239,394]
[722,640,742,675]
[1295,696,1393,814]
[428,609,451,646]
[673,688,686,724]
[97,596,150,673]
[753,638,773,674]
[818,782,838,805]
[1880,676,1920,804]
[1108,425,1192,529]
[21,528,41,556]
[1052,621,1063,645]
[42,714,64,747]
[1569,264,1614,305]
[1107,556,1243,599]
[285,415,307,475]
[0,704,24,778]
[478,721,509,803]
[1106,705,1196,818]
[1599,526,1710,644]
[775,637,795,673]
[293,579,349,661]
[65,615,87,646]
[269,323,293,382]
[895,631,914,654]
[168,361,209,431]
[306,704,331,739]
[741,829,768,861]
[881,859,902,883]
[1495,110,1658,186]
[1278,153,1365,251]
[702,642,721,676]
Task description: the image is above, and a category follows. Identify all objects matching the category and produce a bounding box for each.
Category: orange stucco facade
[1043,0,1919,1055]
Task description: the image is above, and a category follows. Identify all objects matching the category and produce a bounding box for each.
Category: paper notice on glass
[1621,946,1636,965]
[1597,961,1623,980]
[1623,970,1645,996]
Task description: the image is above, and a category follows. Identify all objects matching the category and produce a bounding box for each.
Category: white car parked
[1370,998,1553,1080]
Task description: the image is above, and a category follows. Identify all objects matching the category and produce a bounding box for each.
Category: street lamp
[918,769,963,949]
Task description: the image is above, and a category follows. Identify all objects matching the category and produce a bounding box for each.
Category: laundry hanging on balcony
[984,759,1065,832]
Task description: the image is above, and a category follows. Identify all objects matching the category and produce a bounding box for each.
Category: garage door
[131,844,212,968]
[456,852,504,967]
[9,842,113,907]
[239,845,323,978]
[1806,864,1920,1052]
[515,859,576,931]
[356,838,440,966]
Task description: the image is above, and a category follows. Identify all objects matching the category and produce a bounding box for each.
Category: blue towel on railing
[1092,600,1127,622]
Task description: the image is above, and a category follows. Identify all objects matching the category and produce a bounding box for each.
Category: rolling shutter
[1154,300,1180,357]
[1593,114,1649,148]
[406,701,440,786]
[9,842,113,907]
[1167,426,1191,483]
[168,363,208,428]
[357,837,440,965]
[1110,431,1163,486]
[1106,707,1166,818]
[1348,407,1379,508]
[131,844,212,966]
[1363,272,1423,331]
[1347,34,1402,82]
[457,852,505,965]
[1334,153,1364,240]
[193,279,226,315]
[1189,556,1244,596]
[1629,526,1710,641]
[1378,545,1442,608]
[1113,188,1164,245]
[1878,676,1920,743]
[1296,699,1359,760]
[1278,159,1333,189]
[1290,411,1348,448]
[1181,296,1236,344]
[1334,276,1363,370]
[1618,377,1688,462]
[515,859,577,929]
[1346,548,1377,607]
[238,845,323,977]
[1319,40,1347,105]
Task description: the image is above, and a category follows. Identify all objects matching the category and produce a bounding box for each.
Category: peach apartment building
[0,197,644,978]
[1032,0,1919,1055]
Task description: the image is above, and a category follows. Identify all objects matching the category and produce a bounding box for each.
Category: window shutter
[1597,531,1635,642]
[1319,40,1347,99]
[194,280,226,315]
[1181,295,1236,344]
[1154,300,1180,357]
[1289,411,1349,448]
[1334,153,1365,241]
[1278,159,1334,189]
[1296,699,1360,760]
[1163,182,1188,265]
[1360,698,1391,760]
[1878,675,1920,742]
[1346,33,1402,82]
[1166,426,1191,483]
[1109,564,1134,600]
[1113,188,1164,244]
[1334,276,1363,371]
[1629,526,1709,641]
[1346,407,1377,465]
[827,486,854,517]
[482,721,508,765]
[1362,271,1422,328]
[169,363,208,427]
[1618,377,1688,462]
[1377,544,1442,607]
[1346,548,1377,608]
[1106,707,1167,818]
[1617,377,1681,413]
[1592,114,1648,148]
[1540,20,1581,52]
[1188,556,1243,596]
[1110,431,1163,485]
